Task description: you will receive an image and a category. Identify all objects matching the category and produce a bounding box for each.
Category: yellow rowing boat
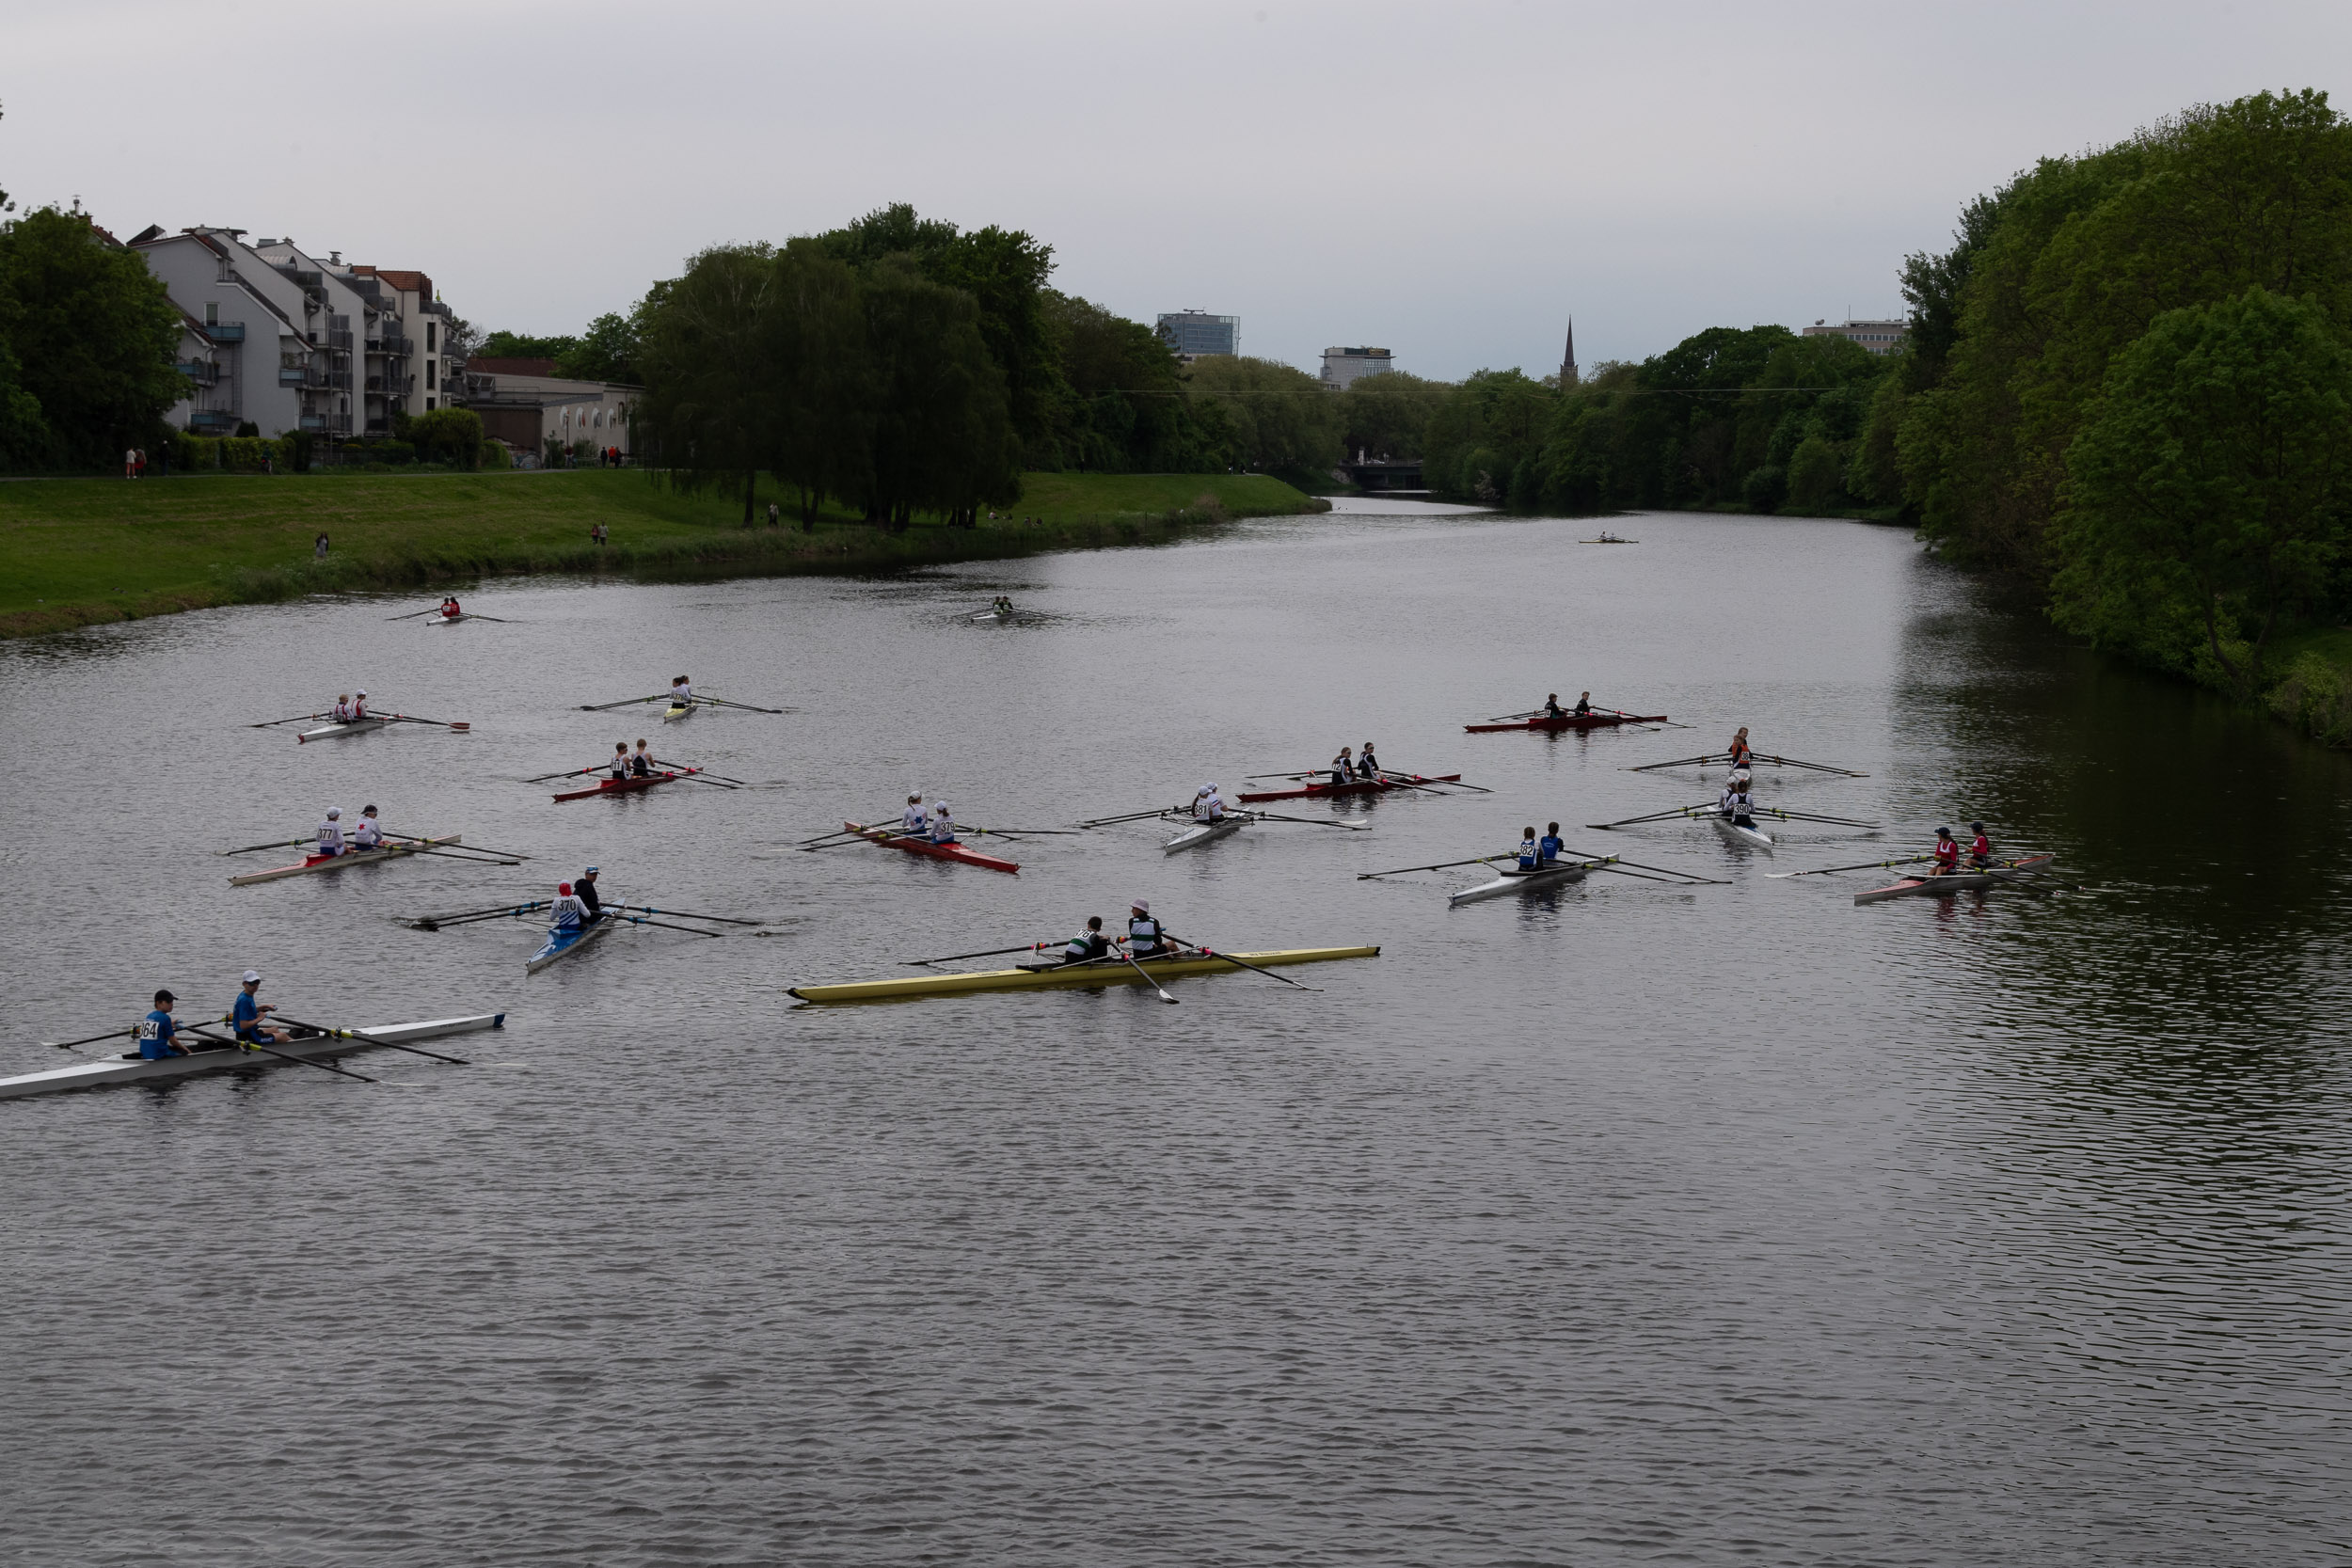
[788,945,1379,1004]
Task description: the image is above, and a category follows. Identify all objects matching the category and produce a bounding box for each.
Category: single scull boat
[1,1013,504,1101]
[790,945,1377,1004]
[1162,815,1248,853]
[230,834,464,885]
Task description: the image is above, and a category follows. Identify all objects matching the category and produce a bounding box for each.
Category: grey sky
[8,1,2345,379]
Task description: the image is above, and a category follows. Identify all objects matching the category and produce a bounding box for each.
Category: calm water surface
[3,500,2347,1566]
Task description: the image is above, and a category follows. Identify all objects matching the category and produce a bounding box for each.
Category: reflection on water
[2,503,2346,1565]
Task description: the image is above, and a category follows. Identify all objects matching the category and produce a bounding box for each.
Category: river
[3,499,2346,1565]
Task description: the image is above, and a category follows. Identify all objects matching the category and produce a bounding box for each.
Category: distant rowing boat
[1449,860,1593,905]
[1236,772,1461,804]
[230,834,463,885]
[0,1014,504,1101]
[1854,852,2056,905]
[553,770,693,803]
[790,945,1377,1004]
[844,821,1020,874]
[298,716,391,743]
[1464,712,1667,734]
[429,611,470,626]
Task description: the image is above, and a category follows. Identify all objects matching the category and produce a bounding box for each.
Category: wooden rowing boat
[844,821,1020,875]
[297,716,391,743]
[1162,815,1248,853]
[553,770,691,802]
[1449,860,1592,906]
[790,945,1377,1004]
[1464,712,1667,734]
[1854,852,2056,905]
[1236,772,1460,804]
[529,915,616,972]
[230,834,463,885]
[0,1014,504,1101]
[1711,815,1774,851]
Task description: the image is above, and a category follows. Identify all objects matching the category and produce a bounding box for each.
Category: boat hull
[429,612,469,626]
[553,771,685,802]
[1855,853,2056,904]
[1236,772,1460,804]
[1,1014,504,1101]
[790,945,1378,1004]
[1450,863,1591,905]
[230,834,462,884]
[529,916,615,972]
[1711,816,1774,850]
[297,717,391,743]
[660,703,692,722]
[845,821,1020,874]
[1464,713,1666,734]
[1162,816,1247,853]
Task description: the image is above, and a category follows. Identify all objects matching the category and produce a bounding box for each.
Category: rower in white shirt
[351,689,370,720]
[1191,783,1227,821]
[317,806,347,859]
[669,675,693,708]
[330,693,353,722]
[352,804,384,850]
[1719,779,1757,829]
[929,800,959,844]
[548,880,588,932]
[899,792,929,834]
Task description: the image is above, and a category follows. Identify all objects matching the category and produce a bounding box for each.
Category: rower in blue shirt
[1538,822,1566,863]
[138,990,187,1059]
[1515,826,1541,869]
[230,970,287,1048]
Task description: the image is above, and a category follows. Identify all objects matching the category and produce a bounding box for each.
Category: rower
[899,792,929,835]
[993,595,1014,616]
[929,800,959,844]
[1727,726,1754,772]
[1967,820,1996,868]
[1515,826,1541,870]
[1357,741,1380,779]
[608,742,630,782]
[1931,827,1962,876]
[1574,691,1593,717]
[1328,746,1355,787]
[317,806,347,859]
[352,805,383,851]
[440,595,461,619]
[670,674,693,708]
[331,692,354,722]
[1060,916,1112,964]
[1539,822,1566,863]
[230,970,287,1047]
[352,689,369,721]
[1542,692,1565,720]
[1125,898,1169,958]
[1721,779,1757,828]
[577,866,605,924]
[549,880,588,933]
[1192,783,1227,821]
[138,990,187,1059]
[631,739,656,777]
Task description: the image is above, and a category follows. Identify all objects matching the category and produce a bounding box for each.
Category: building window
[426,396,437,411]
[426,322,437,353]
[205,302,218,325]
[426,360,437,389]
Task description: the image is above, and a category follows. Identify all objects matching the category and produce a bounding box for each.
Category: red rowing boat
[1235,772,1462,804]
[553,768,694,802]
[1464,712,1667,734]
[844,820,1020,875]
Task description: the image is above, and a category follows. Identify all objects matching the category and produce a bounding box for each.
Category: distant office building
[1320,345,1394,390]
[1803,318,1909,355]
[1156,309,1238,361]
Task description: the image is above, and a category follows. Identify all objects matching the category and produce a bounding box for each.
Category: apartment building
[1319,345,1394,390]
[129,226,331,437]
[337,265,460,422]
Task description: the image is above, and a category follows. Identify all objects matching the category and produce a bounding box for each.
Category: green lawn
[0,469,1326,637]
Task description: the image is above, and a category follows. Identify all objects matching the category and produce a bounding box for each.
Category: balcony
[299,415,326,432]
[190,410,239,433]
[177,360,219,386]
[280,366,327,388]
[323,370,352,389]
[208,323,246,341]
[373,334,413,356]
[327,327,352,350]
[323,412,352,436]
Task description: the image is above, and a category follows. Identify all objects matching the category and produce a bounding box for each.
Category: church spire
[1560,316,1578,388]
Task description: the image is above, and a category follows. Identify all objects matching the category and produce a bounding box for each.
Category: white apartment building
[129,226,329,437]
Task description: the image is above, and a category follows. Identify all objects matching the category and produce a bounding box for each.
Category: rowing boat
[1449,860,1592,905]
[1236,772,1461,804]
[660,702,693,722]
[1854,852,2056,905]
[429,612,469,626]
[529,915,616,972]
[297,716,391,743]
[553,770,691,803]
[230,834,463,885]
[1712,815,1774,851]
[844,821,1020,874]
[1162,815,1247,853]
[790,944,1377,1004]
[0,1013,504,1101]
[1464,712,1667,734]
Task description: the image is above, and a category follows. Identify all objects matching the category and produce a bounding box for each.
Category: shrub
[288,430,314,473]
[1742,463,1788,513]
[1786,436,1844,512]
[2266,651,2352,746]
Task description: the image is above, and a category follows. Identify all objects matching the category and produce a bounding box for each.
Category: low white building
[458,358,638,462]
[1320,345,1394,390]
[1802,319,1909,356]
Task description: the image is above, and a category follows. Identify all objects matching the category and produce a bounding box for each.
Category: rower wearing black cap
[578,866,606,924]
[1966,821,1995,868]
[1931,828,1962,877]
[138,990,187,1059]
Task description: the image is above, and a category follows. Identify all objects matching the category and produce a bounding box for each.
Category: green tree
[1786,436,1844,511]
[2054,287,2352,698]
[1041,291,1190,471]
[634,244,784,525]
[555,311,642,383]
[405,405,485,468]
[1339,371,1451,461]
[476,330,578,361]
[1183,355,1342,472]
[0,206,183,467]
[854,261,1018,528]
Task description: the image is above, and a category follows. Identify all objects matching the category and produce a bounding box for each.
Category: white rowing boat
[1,1014,504,1101]
[229,834,463,885]
[297,716,391,743]
[428,612,469,626]
[1711,814,1774,851]
[528,913,618,972]
[1162,814,1248,853]
[1450,858,1594,906]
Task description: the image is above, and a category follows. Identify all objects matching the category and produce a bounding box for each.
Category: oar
[1246,811,1371,830]
[41,1025,138,1052]
[1754,807,1881,828]
[1751,752,1868,777]
[899,942,1048,968]
[181,1025,378,1084]
[406,899,550,931]
[388,713,472,732]
[1629,752,1724,772]
[1585,803,1718,829]
[382,831,534,861]
[1558,845,1726,883]
[1118,948,1181,1004]
[271,1017,471,1065]
[579,692,669,711]
[385,606,439,621]
[1169,939,1320,992]
[456,613,511,623]
[1768,854,1936,879]
[616,913,723,938]
[965,826,1085,835]
[1359,854,1502,879]
[651,759,750,785]
[1486,708,1543,721]
[695,695,786,714]
[1241,770,1319,781]
[1379,769,1489,794]
[616,905,763,926]
[221,835,313,857]
[1076,807,1179,827]
[246,711,320,729]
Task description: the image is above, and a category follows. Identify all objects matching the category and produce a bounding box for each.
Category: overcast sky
[8,1,2347,378]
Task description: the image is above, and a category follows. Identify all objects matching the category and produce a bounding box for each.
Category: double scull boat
[298,716,392,743]
[1237,772,1461,804]
[790,945,1377,1004]
[0,1014,504,1101]
[230,834,464,885]
[844,821,1020,874]
[1854,853,2056,904]
[529,916,617,971]
[1448,858,1599,906]
[553,769,696,803]
[1464,713,1667,734]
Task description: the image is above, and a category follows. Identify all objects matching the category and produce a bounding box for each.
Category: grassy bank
[0,469,1327,638]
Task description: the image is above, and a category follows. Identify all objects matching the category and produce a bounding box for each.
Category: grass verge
[0,469,1327,638]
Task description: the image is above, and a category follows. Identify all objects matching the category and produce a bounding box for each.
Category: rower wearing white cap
[1126,898,1169,958]
[929,800,959,844]
[352,689,369,721]
[1191,783,1227,822]
[317,807,347,859]
[577,865,606,924]
[899,792,929,835]
[352,805,383,850]
[230,971,287,1047]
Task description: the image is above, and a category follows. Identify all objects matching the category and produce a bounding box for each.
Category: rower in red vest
[1931,827,1962,876]
[1967,820,1996,868]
